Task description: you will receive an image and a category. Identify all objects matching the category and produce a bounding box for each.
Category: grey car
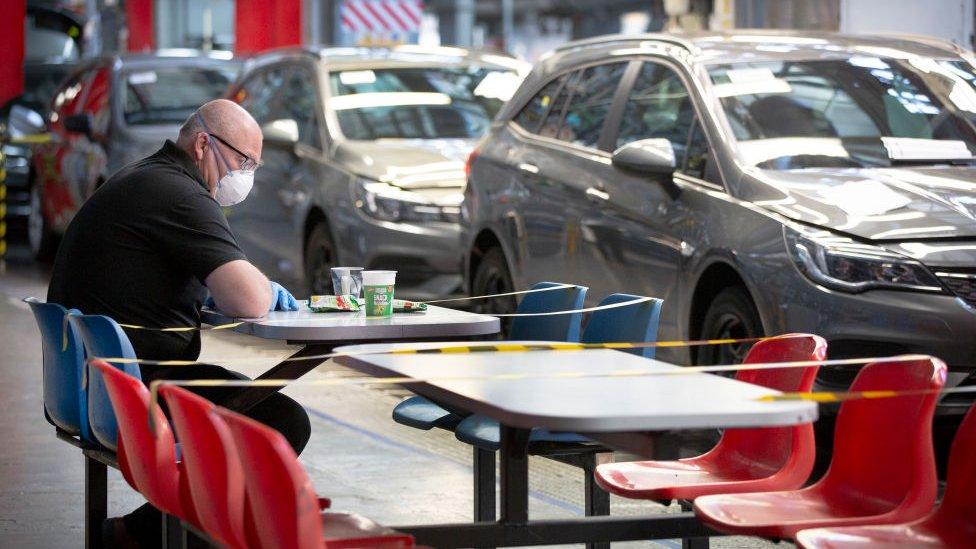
[26,50,240,259]
[223,46,527,298]
[463,31,976,442]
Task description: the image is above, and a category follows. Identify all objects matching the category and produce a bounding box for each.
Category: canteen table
[201,304,500,411]
[333,341,818,548]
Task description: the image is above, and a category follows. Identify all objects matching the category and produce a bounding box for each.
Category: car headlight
[784,225,945,293]
[352,178,461,224]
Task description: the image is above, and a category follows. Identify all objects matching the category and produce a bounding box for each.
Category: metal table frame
[392,424,719,548]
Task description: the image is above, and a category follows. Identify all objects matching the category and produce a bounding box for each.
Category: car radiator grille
[937,271,976,308]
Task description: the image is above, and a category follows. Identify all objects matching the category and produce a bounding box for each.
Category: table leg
[680,501,710,548]
[583,452,612,549]
[85,455,107,549]
[499,426,531,523]
[220,344,334,412]
[474,447,496,522]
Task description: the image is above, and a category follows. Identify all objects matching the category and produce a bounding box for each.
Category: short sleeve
[152,190,247,283]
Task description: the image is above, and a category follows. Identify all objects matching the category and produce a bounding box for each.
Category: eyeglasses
[209,132,263,171]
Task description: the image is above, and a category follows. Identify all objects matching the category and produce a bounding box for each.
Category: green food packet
[393,299,427,312]
[308,294,361,312]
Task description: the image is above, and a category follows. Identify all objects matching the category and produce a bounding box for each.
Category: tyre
[695,285,764,367]
[470,247,517,336]
[304,222,335,296]
[28,183,59,262]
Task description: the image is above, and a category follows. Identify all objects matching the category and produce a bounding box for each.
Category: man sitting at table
[47,99,310,548]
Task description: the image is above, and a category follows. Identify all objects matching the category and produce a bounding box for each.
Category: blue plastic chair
[454,293,664,450]
[68,314,142,451]
[392,281,588,430]
[25,298,91,441]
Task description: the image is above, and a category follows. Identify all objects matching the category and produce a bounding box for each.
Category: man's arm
[206,260,273,318]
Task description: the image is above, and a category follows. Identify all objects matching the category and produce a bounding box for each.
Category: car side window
[85,67,111,136]
[52,70,88,123]
[537,71,578,140]
[513,74,570,133]
[615,61,695,162]
[682,118,718,183]
[281,65,322,149]
[557,62,628,149]
[234,65,288,126]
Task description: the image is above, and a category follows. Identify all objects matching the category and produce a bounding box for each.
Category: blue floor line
[305,406,681,549]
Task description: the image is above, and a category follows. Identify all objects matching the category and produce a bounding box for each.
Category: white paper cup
[362,270,397,317]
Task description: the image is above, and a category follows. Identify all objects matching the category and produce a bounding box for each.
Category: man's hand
[270,281,299,311]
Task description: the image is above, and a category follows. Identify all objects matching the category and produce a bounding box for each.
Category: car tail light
[465,149,479,180]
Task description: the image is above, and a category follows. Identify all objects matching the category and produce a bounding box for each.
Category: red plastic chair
[796,401,976,548]
[594,334,826,501]
[216,407,415,549]
[93,360,193,522]
[694,356,947,540]
[159,385,247,548]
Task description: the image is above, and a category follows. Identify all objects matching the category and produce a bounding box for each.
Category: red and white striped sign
[341,0,424,34]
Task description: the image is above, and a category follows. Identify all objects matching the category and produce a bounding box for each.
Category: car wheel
[695,285,764,368]
[304,223,335,296]
[470,247,517,336]
[28,184,58,262]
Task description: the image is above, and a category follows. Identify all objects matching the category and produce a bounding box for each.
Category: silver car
[26,50,240,259]
[224,46,527,298]
[462,31,976,452]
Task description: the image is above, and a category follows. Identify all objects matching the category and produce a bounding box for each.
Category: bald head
[177,99,263,195]
[177,99,262,159]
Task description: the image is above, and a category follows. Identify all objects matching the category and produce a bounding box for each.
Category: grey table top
[201,304,500,342]
[334,341,818,432]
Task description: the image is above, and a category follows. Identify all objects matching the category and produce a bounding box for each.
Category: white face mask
[197,113,255,207]
[213,167,254,207]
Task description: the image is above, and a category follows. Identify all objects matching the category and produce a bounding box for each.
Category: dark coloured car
[27,50,240,259]
[462,31,976,457]
[224,46,527,298]
[1,3,86,233]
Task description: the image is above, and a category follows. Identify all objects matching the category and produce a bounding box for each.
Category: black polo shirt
[48,140,247,361]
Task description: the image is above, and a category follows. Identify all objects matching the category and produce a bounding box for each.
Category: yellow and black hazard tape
[56,284,587,343]
[8,133,53,145]
[127,352,954,434]
[419,283,578,304]
[91,336,774,367]
[117,321,245,332]
[758,385,976,402]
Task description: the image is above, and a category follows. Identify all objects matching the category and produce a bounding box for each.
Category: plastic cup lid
[362,270,396,285]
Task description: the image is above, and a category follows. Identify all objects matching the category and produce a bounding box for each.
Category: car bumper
[765,269,976,417]
[339,216,463,301]
[3,144,31,221]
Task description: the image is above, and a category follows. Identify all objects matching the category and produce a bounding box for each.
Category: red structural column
[236,0,302,55]
[0,1,26,106]
[126,0,155,52]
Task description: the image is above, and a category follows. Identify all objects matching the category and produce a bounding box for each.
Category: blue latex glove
[270,281,299,311]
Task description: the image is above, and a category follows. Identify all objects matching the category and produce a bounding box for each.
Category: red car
[29,51,240,259]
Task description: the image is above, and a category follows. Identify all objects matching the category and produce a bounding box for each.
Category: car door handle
[518,162,540,175]
[585,187,610,201]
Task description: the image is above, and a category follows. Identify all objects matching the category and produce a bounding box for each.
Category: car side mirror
[611,138,676,176]
[8,104,46,136]
[262,119,299,152]
[63,113,93,136]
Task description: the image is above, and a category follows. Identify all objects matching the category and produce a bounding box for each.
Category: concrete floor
[0,241,781,548]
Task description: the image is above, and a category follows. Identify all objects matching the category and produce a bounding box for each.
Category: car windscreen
[122,66,237,125]
[708,57,976,169]
[328,66,521,140]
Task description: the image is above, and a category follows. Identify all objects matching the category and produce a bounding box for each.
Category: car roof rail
[552,33,698,55]
[858,32,968,56]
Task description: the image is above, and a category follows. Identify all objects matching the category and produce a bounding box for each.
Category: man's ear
[194,132,208,162]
